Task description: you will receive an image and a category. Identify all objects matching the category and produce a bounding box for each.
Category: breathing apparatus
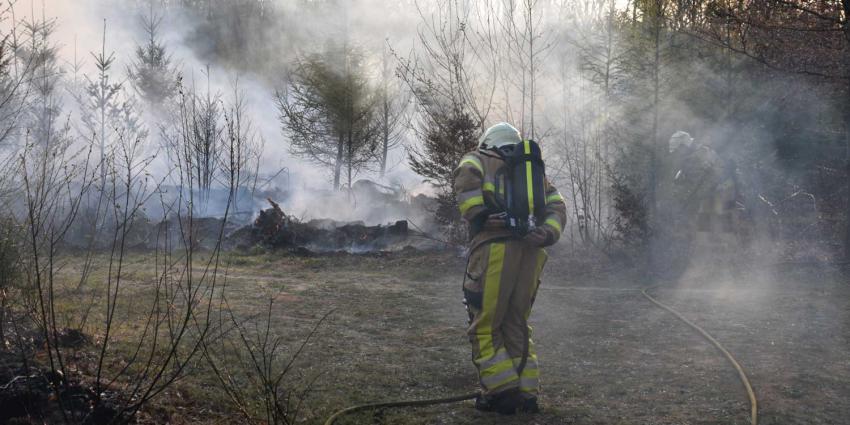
[477,123,547,237]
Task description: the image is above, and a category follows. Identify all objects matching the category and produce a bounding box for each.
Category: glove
[523,227,550,247]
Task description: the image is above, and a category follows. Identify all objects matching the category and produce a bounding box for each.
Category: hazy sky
[2,0,635,216]
[4,0,435,218]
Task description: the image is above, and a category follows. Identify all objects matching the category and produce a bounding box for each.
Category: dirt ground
[152,243,846,425]
[42,243,850,424]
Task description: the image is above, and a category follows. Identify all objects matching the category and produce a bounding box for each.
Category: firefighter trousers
[464,239,548,396]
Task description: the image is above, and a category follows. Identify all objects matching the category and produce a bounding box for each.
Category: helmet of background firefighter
[478,122,522,149]
[669,131,694,153]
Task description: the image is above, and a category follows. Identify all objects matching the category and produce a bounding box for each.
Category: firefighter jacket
[453,149,567,247]
[662,144,739,233]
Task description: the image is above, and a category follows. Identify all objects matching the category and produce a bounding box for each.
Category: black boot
[474,393,496,412]
[475,388,522,415]
[494,388,523,415]
[518,394,540,414]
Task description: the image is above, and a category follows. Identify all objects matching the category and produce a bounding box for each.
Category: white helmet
[478,122,522,149]
[669,131,694,153]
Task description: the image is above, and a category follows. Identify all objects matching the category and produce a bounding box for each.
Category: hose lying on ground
[323,235,510,425]
[641,285,758,425]
[324,284,759,425]
[323,392,479,425]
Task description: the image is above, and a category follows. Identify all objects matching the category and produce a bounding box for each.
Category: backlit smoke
[4,0,428,226]
[3,0,844,262]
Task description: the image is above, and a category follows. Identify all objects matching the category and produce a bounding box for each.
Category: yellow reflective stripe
[546,192,564,203]
[544,217,562,233]
[458,189,483,203]
[481,357,515,377]
[498,175,505,197]
[481,368,519,389]
[459,195,484,215]
[477,348,519,392]
[512,356,539,375]
[527,250,548,320]
[476,243,505,360]
[476,348,511,370]
[516,354,540,392]
[520,368,540,379]
[459,156,484,174]
[483,182,495,192]
[524,140,534,214]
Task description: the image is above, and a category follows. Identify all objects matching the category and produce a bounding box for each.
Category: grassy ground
[42,245,850,424]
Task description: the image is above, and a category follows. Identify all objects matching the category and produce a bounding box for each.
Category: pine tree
[128,4,179,107]
[17,16,71,151]
[408,104,478,196]
[78,22,123,183]
[77,21,148,199]
[0,32,24,150]
[277,44,379,190]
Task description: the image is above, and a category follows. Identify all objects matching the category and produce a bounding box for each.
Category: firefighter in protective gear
[453,122,567,414]
[663,131,741,270]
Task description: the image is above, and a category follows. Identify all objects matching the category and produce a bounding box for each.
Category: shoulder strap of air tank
[478,147,504,161]
[522,140,545,164]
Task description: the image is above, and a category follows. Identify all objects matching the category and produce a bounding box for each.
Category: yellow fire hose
[642,285,758,425]
[324,285,759,425]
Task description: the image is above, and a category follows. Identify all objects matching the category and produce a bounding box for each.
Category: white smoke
[6,0,429,225]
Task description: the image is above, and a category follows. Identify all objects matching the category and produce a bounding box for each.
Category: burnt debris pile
[60,188,436,254]
[227,199,411,253]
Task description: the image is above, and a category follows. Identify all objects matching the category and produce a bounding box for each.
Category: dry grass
[38,247,850,424]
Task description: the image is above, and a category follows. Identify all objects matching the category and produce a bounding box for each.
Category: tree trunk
[381,94,389,178]
[347,127,354,192]
[843,0,850,260]
[647,0,663,272]
[649,3,661,228]
[333,132,344,190]
[381,48,390,178]
[99,21,107,187]
[527,0,535,140]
